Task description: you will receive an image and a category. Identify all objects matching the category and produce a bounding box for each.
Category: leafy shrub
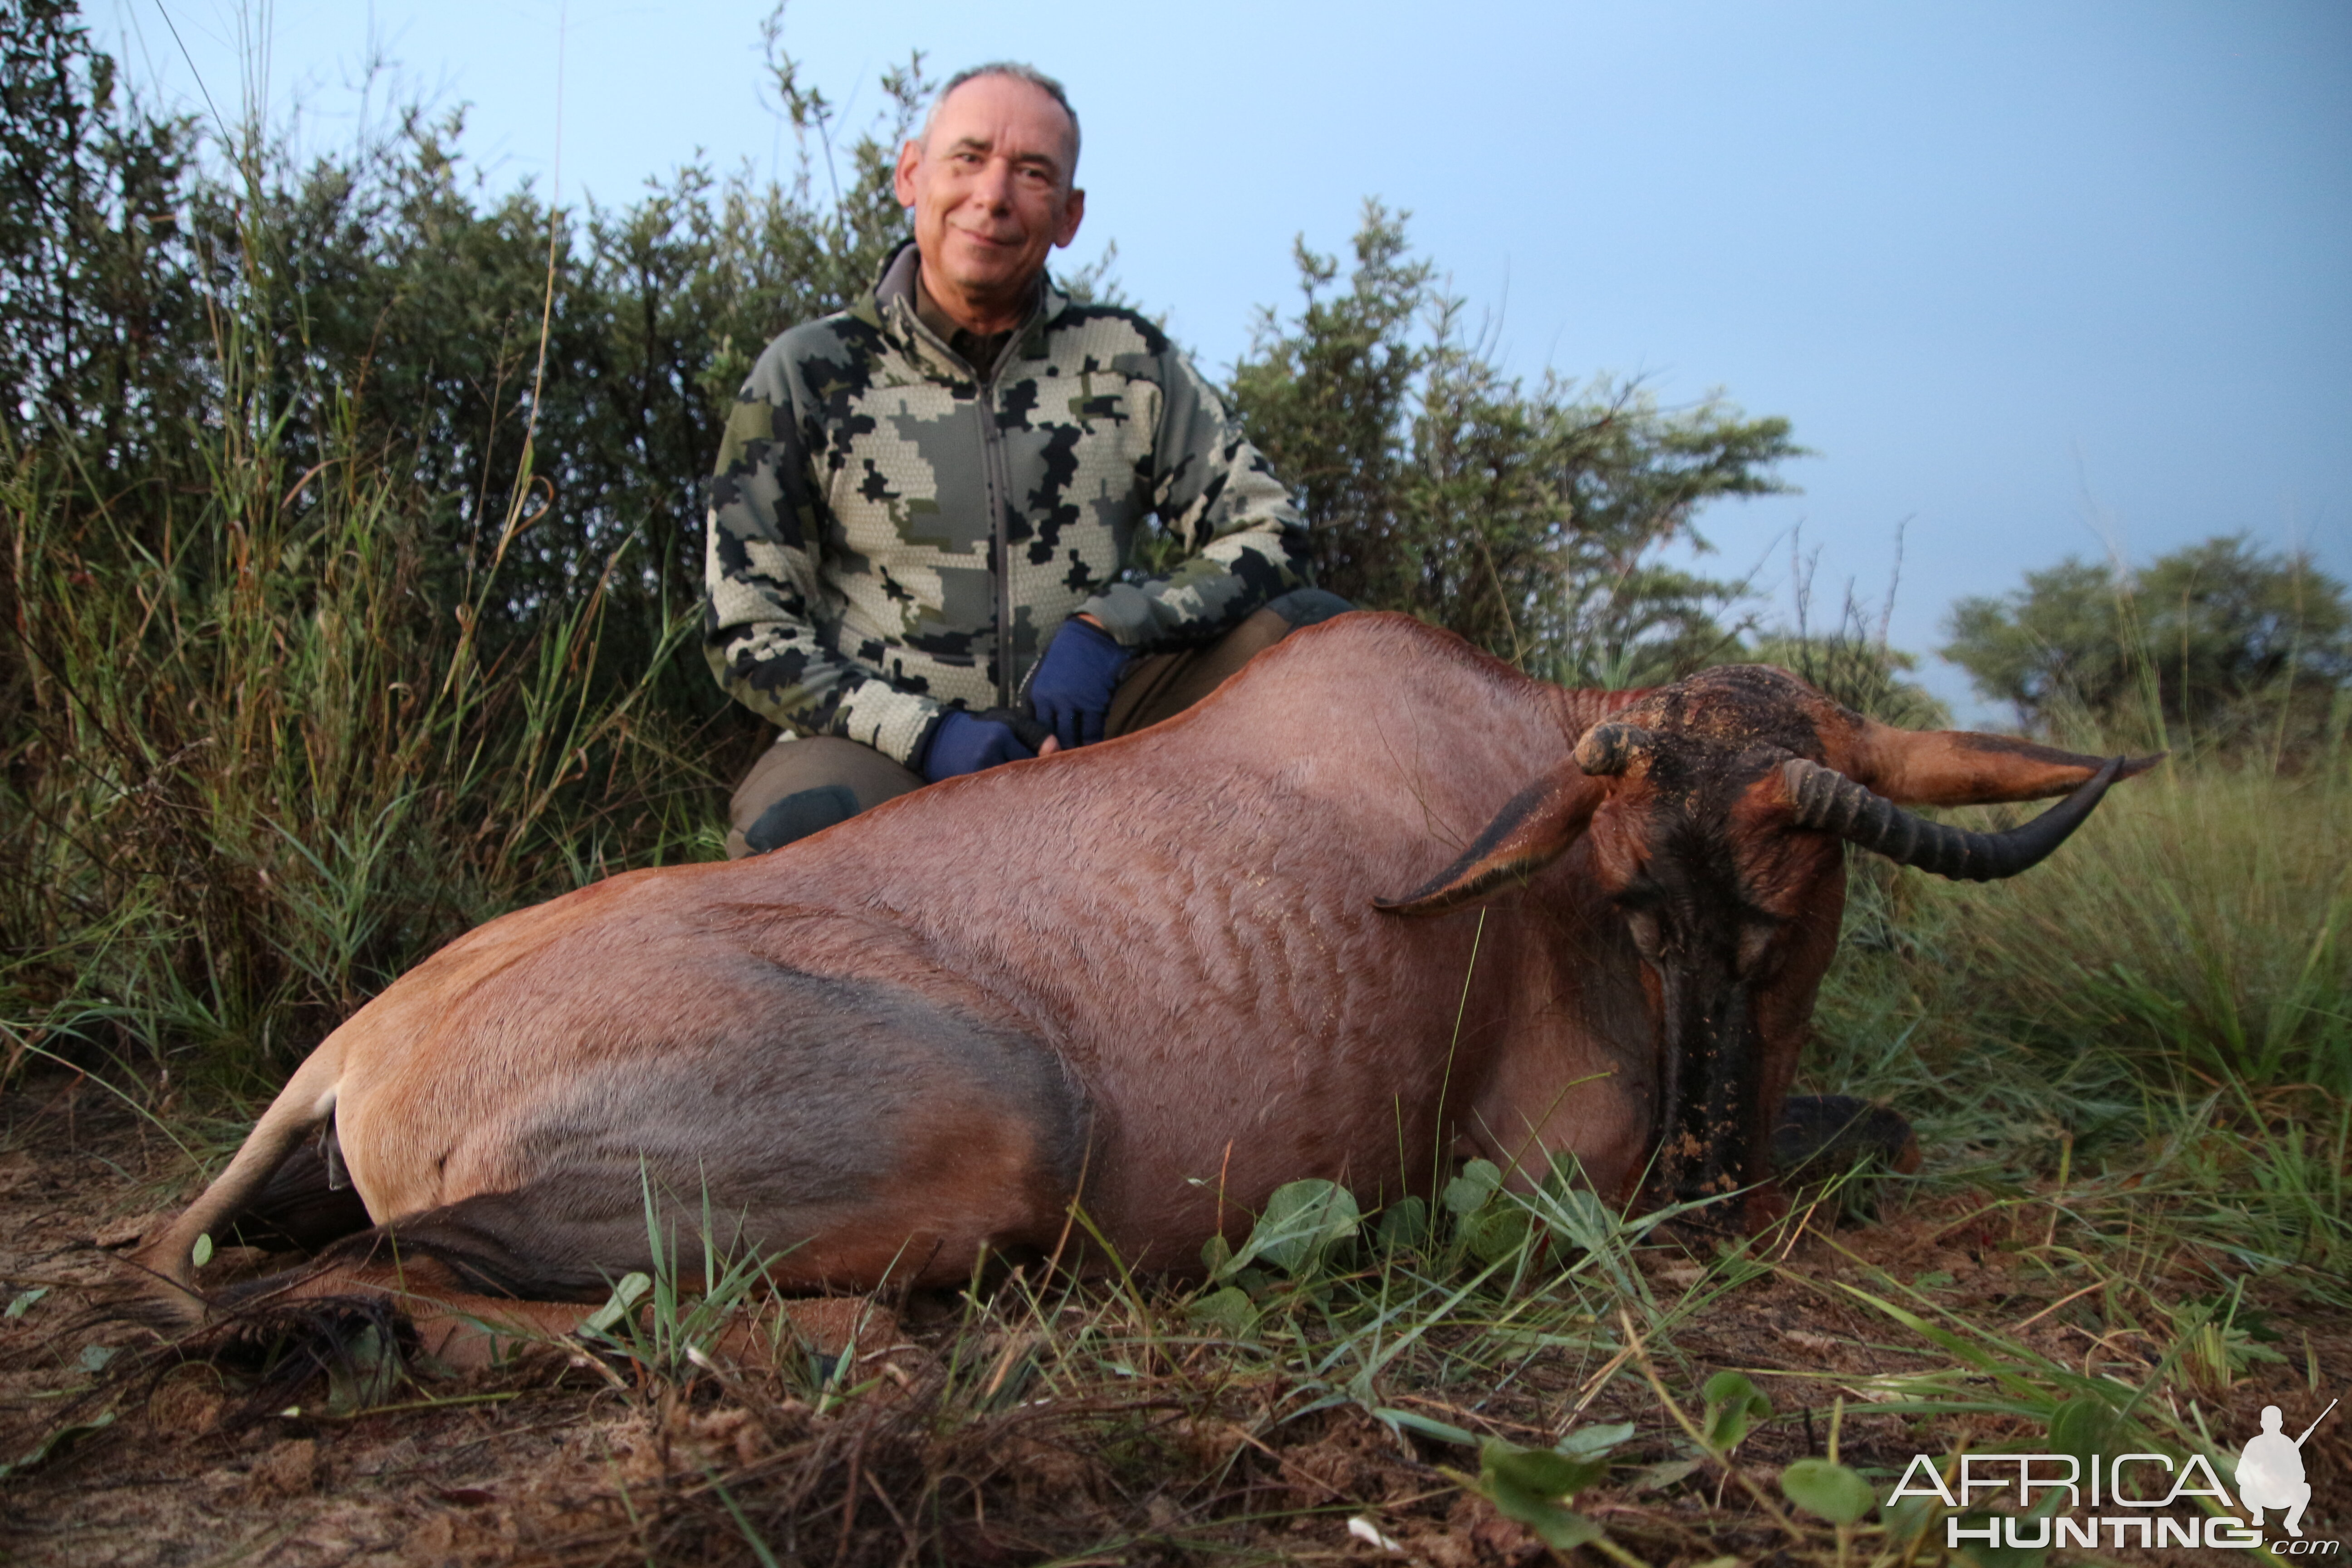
[1943,535,2351,758]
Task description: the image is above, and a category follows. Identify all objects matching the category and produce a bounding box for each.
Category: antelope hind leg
[323,969,1090,1308]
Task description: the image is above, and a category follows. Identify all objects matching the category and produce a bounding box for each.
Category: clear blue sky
[103,0,2351,717]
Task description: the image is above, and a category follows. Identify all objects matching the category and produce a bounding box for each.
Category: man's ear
[893,138,922,209]
[1054,187,1086,248]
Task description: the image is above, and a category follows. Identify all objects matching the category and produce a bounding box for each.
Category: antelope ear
[1375,762,1606,917]
[1855,722,2162,807]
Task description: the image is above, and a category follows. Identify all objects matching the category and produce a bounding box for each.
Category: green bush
[1227,203,1805,685]
[1943,535,2352,757]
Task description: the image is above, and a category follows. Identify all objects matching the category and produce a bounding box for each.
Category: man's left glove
[1027,619,1132,748]
[918,708,1054,783]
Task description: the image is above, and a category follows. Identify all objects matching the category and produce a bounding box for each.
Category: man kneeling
[703,61,1337,855]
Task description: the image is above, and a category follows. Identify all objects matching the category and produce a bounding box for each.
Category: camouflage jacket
[703,243,1310,765]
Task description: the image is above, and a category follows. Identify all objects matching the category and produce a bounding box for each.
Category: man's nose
[970,158,1014,210]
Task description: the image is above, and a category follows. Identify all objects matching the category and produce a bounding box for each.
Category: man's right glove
[1026,618,1131,748]
[919,708,1046,783]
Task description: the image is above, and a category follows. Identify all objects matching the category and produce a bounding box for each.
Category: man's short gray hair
[926,62,1082,179]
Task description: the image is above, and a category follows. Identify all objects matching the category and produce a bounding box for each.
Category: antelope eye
[1610,882,1663,912]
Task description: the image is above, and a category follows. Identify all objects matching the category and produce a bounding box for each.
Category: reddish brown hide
[137,613,2149,1322]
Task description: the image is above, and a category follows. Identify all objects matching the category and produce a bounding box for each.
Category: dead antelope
[137,612,2150,1334]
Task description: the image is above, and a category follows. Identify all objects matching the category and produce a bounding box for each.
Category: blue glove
[1027,619,1132,748]
[920,708,1039,783]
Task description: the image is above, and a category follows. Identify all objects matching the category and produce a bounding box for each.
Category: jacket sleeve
[702,368,944,767]
[1076,347,1311,649]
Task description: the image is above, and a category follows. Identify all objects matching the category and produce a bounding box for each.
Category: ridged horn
[1780,755,2125,882]
[1574,722,1654,777]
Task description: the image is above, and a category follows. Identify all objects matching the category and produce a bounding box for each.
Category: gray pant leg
[727,735,925,858]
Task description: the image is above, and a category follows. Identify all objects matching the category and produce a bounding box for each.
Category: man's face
[895,74,1084,316]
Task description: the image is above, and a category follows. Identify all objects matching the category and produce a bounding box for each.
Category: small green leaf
[1191,1286,1257,1338]
[583,1271,652,1335]
[1483,1441,1610,1501]
[1242,1179,1360,1275]
[1200,1233,1235,1279]
[1911,1269,1955,1290]
[78,1343,116,1373]
[1539,1183,1622,1259]
[1631,1457,1704,1493]
[1441,1158,1502,1217]
[1376,1196,1429,1249]
[1701,1369,1764,1407]
[1476,1440,1612,1551]
[1700,1370,1771,1453]
[1781,1457,1876,1524]
[1558,1420,1636,1457]
[6,1286,49,1319]
[1462,1204,1533,1264]
[191,1232,213,1268]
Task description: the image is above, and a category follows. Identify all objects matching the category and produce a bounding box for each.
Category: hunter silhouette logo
[2239,1400,2335,1540]
[1888,1396,2340,1553]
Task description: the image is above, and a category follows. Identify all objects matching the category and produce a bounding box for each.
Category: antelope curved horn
[1574,722,1655,776]
[1781,755,2126,882]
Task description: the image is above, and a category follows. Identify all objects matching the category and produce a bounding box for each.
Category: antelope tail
[131,1032,349,1322]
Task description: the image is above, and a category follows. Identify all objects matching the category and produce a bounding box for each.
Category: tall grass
[1802,740,2351,1290]
[1961,759,2349,1095]
[1,251,717,1096]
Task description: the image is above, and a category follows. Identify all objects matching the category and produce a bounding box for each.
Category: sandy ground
[2,1069,2344,1567]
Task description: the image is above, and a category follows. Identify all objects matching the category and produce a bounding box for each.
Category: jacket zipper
[979,375,1013,706]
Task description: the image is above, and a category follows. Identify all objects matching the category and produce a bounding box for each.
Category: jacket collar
[865,240,1067,382]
